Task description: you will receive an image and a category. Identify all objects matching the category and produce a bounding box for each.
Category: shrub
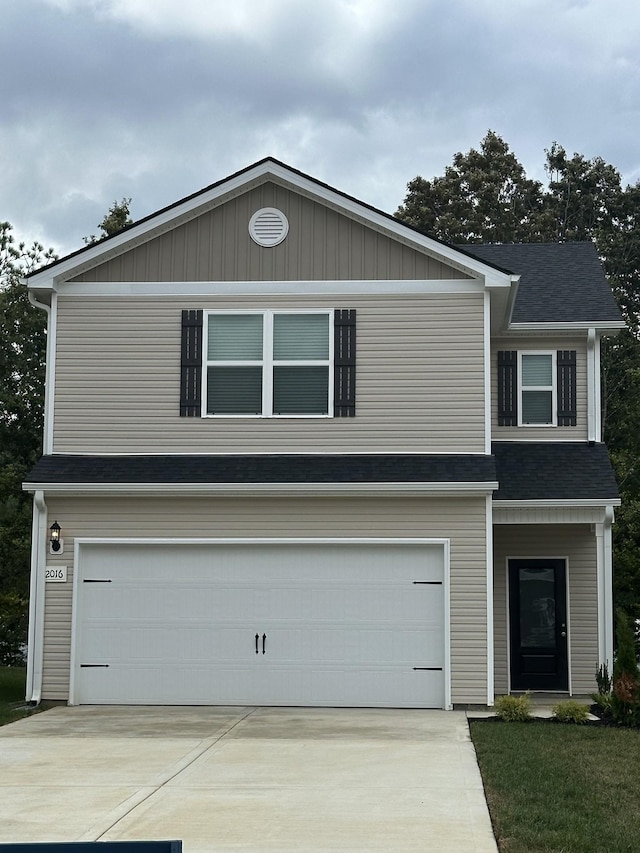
[494,693,532,722]
[0,592,28,666]
[551,700,590,724]
[611,609,640,727]
[595,662,612,695]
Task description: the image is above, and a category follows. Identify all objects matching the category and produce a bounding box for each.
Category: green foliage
[396,131,546,244]
[611,608,640,726]
[551,699,590,724]
[0,666,51,726]
[0,222,56,663]
[494,693,532,722]
[0,592,28,665]
[595,662,612,695]
[83,197,133,245]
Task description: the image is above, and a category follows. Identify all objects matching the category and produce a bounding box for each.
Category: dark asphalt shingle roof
[25,447,619,503]
[459,242,622,325]
[24,454,496,485]
[492,442,619,501]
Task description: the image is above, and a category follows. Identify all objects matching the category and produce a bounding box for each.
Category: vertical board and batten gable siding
[52,292,486,454]
[69,184,472,283]
[41,495,488,705]
[493,524,598,694]
[491,337,587,440]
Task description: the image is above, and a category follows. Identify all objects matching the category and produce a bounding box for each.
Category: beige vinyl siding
[491,337,587,440]
[70,184,471,283]
[41,495,488,705]
[493,524,598,695]
[53,292,486,454]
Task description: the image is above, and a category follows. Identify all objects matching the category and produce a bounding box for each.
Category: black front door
[509,559,568,691]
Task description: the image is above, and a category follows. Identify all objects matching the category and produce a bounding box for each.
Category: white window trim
[202,309,334,418]
[517,350,557,427]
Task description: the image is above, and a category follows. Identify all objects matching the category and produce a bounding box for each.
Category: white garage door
[72,541,447,708]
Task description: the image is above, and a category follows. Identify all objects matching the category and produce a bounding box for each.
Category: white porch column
[25,490,47,703]
[486,495,494,705]
[596,506,615,671]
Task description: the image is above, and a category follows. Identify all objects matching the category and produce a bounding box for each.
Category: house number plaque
[45,565,67,582]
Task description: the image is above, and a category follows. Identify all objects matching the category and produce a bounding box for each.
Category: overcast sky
[2,0,640,257]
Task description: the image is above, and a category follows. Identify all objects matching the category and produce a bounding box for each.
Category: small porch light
[49,521,63,555]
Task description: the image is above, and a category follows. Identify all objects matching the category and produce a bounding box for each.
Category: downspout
[25,490,47,704]
[25,289,52,703]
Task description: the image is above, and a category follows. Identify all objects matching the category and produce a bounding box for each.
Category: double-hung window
[518,351,556,426]
[204,310,332,416]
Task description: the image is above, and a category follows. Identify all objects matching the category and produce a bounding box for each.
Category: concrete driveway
[0,706,497,852]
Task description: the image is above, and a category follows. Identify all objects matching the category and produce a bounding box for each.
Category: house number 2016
[45,566,67,582]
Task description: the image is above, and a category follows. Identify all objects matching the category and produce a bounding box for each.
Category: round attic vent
[249,207,289,247]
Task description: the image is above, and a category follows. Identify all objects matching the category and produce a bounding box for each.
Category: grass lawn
[470,719,640,853]
[0,666,49,726]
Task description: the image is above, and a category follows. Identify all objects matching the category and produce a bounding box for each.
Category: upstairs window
[519,352,556,426]
[204,310,332,417]
[497,349,575,428]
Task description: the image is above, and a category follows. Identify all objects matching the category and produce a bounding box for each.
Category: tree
[0,223,56,662]
[83,197,133,245]
[542,143,623,243]
[396,131,547,243]
[0,199,134,663]
[397,133,640,625]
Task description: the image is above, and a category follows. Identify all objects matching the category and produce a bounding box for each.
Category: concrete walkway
[0,706,497,852]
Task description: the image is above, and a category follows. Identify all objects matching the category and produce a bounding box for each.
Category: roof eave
[506,320,626,335]
[23,480,499,497]
[494,498,621,508]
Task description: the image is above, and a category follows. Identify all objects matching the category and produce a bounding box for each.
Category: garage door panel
[75,542,447,707]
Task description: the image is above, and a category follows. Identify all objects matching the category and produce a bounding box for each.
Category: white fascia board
[26,159,513,289]
[57,279,482,298]
[24,481,499,497]
[508,320,626,334]
[494,498,621,509]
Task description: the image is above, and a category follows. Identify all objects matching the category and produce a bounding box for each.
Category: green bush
[552,700,590,724]
[611,609,640,727]
[0,592,28,666]
[595,662,612,695]
[591,691,613,716]
[494,693,532,722]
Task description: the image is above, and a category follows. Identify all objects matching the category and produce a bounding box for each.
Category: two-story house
[22,158,623,709]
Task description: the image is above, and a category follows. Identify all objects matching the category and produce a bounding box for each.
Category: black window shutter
[557,350,577,426]
[497,351,518,426]
[180,310,203,417]
[334,309,356,417]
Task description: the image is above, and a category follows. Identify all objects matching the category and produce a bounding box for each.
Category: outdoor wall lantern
[49,520,64,555]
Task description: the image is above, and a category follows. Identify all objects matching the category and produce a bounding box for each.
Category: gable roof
[461,242,623,327]
[24,157,512,290]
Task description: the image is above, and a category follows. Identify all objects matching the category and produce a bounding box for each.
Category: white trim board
[56,279,483,297]
[24,481,499,497]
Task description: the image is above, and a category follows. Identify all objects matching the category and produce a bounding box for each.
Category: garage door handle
[262,633,266,654]
[255,633,259,654]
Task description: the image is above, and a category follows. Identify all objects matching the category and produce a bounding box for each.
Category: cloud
[2,0,639,255]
